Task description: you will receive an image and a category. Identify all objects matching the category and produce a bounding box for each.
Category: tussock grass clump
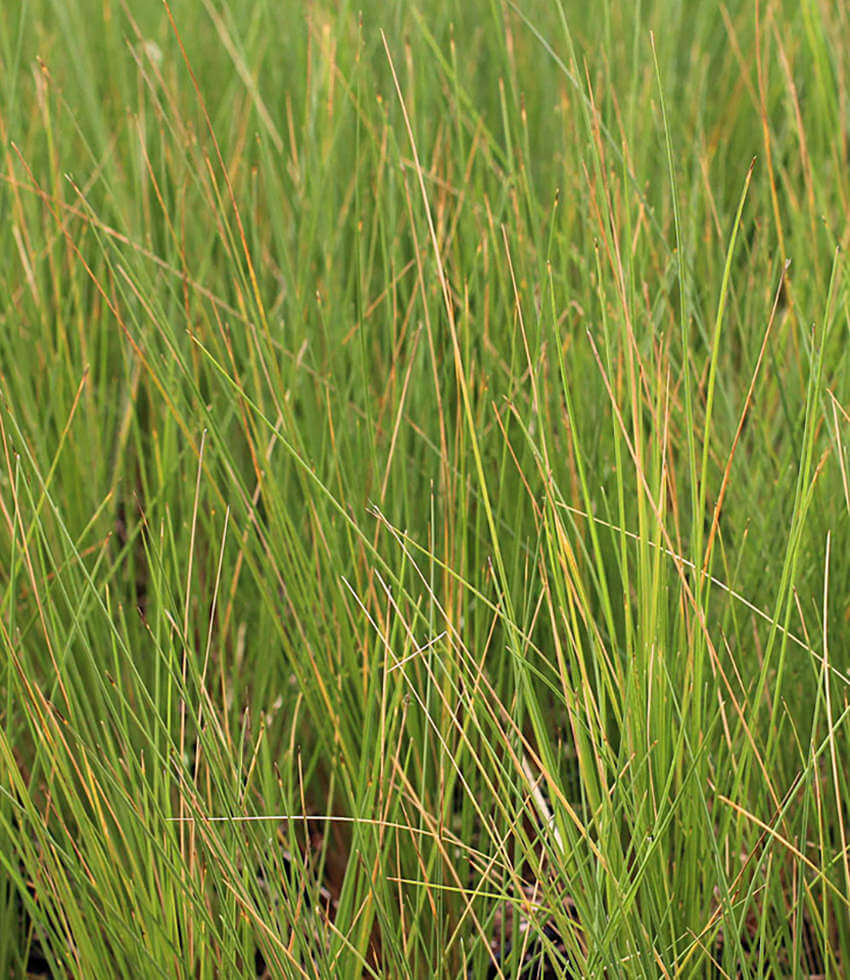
[1,1,849,977]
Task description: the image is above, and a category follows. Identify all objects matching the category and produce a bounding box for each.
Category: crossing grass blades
[2,0,850,976]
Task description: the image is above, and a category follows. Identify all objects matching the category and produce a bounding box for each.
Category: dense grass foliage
[2,1,849,976]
